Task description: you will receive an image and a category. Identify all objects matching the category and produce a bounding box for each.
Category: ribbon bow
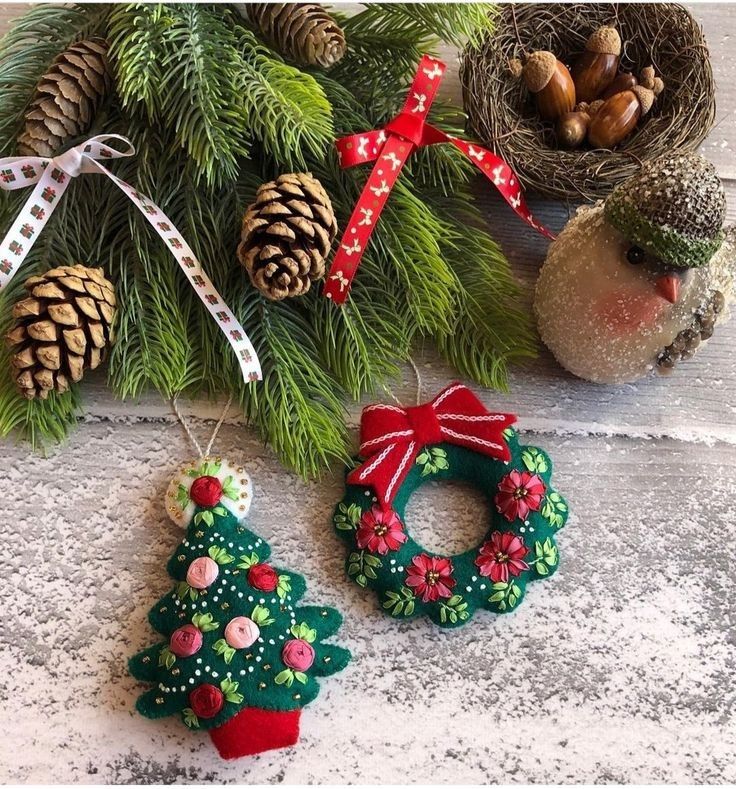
[324,55,555,304]
[348,382,516,508]
[0,135,261,382]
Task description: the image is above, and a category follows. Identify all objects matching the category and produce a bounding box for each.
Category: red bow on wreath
[348,382,516,508]
[324,54,555,304]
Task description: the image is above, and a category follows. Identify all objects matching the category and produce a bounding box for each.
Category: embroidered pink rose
[186,556,219,589]
[224,616,260,649]
[356,506,408,555]
[475,531,529,583]
[190,475,222,507]
[495,470,546,522]
[405,554,456,603]
[281,639,315,671]
[170,624,203,657]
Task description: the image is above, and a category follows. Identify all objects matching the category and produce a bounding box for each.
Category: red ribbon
[324,54,555,304]
[348,382,516,509]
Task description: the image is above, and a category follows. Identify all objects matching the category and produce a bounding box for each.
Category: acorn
[513,51,576,121]
[572,26,621,103]
[556,110,590,149]
[587,70,663,149]
[600,72,638,100]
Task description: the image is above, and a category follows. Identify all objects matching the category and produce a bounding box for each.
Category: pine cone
[17,39,112,158]
[6,265,117,399]
[243,4,346,68]
[238,173,338,301]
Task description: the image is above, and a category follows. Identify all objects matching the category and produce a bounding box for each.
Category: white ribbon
[0,134,261,382]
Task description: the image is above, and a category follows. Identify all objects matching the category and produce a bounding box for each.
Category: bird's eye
[626,246,646,265]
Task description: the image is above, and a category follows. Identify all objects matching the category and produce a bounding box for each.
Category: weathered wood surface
[0,3,735,784]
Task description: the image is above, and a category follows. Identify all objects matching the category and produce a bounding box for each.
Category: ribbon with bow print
[0,134,262,382]
[323,54,555,304]
[348,382,517,509]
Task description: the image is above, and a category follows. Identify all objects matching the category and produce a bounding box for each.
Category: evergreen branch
[233,25,334,168]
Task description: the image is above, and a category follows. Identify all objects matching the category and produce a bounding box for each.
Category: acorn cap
[522,51,558,93]
[586,26,621,56]
[604,153,726,269]
[632,85,655,115]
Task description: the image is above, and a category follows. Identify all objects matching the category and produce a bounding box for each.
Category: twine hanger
[381,356,423,407]
[171,392,234,459]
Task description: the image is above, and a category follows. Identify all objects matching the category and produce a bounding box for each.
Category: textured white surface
[0,2,735,784]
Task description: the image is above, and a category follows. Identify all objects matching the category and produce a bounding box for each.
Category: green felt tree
[129,458,350,759]
[0,3,537,478]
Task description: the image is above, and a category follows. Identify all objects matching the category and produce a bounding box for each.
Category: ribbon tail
[102,169,262,382]
[0,165,70,290]
[447,137,556,241]
[324,135,413,305]
[347,439,417,509]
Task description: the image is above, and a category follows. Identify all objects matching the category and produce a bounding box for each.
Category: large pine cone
[6,265,117,399]
[17,38,112,157]
[243,3,346,68]
[237,172,338,301]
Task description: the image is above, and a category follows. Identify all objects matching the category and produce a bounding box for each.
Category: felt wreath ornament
[333,383,569,627]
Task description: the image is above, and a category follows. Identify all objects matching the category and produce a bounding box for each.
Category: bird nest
[461,3,715,201]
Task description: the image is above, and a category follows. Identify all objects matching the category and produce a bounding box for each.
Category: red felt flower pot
[209,706,301,759]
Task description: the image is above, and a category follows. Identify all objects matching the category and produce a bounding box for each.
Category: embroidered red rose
[189,683,224,719]
[190,475,222,507]
[475,531,529,583]
[356,506,408,555]
[405,554,456,603]
[170,624,203,657]
[495,469,546,522]
[282,639,315,671]
[248,563,279,592]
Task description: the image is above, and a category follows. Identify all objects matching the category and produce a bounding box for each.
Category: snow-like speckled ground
[1,420,734,783]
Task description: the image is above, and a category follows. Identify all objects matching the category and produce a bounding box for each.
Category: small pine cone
[6,265,117,399]
[17,38,112,158]
[243,3,346,68]
[237,172,338,301]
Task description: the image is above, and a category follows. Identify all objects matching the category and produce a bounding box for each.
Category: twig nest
[461,3,716,199]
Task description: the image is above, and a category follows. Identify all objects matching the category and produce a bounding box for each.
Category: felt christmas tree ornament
[535,153,736,383]
[130,402,350,759]
[333,382,568,627]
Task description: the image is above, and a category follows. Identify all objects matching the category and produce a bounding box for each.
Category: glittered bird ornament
[534,153,736,384]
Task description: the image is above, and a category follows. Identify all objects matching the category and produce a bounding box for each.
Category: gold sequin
[293,693,301,700]
[155,697,164,704]
[172,668,180,676]
[263,664,271,671]
[142,656,151,664]
[258,682,266,690]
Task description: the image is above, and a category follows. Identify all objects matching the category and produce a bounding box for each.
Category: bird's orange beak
[655,273,680,304]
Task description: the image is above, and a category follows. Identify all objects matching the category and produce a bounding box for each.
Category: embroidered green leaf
[416,446,449,476]
[158,647,176,669]
[503,427,516,440]
[212,506,227,517]
[276,574,292,601]
[251,604,275,627]
[491,582,508,590]
[175,484,190,509]
[213,638,236,664]
[220,678,244,703]
[176,581,190,600]
[489,581,521,610]
[208,546,234,565]
[237,552,260,570]
[531,538,558,575]
[439,593,470,623]
[334,501,363,531]
[382,587,415,617]
[347,550,382,588]
[194,510,215,527]
[183,708,200,728]
[221,476,239,501]
[275,669,294,687]
[541,493,567,529]
[290,622,317,642]
[201,460,222,476]
[294,671,308,685]
[488,590,506,602]
[192,612,219,632]
[521,447,548,474]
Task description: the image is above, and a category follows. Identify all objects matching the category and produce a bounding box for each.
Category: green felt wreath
[333,428,568,628]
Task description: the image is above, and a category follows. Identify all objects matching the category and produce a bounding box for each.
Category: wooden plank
[0,421,734,783]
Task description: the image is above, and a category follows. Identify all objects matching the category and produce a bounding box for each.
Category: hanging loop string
[171,393,234,460]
